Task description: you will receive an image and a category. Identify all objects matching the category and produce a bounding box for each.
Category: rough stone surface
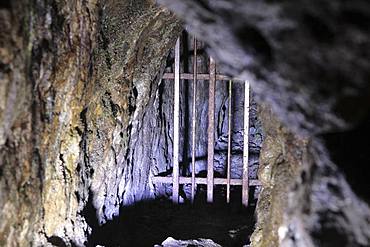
[158,1,370,247]
[250,104,306,247]
[0,3,40,246]
[251,105,370,247]
[2,0,370,246]
[158,0,370,136]
[0,0,181,246]
[1,0,99,245]
[85,0,181,226]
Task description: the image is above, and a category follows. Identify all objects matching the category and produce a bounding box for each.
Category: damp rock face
[250,104,307,247]
[158,1,370,247]
[0,0,181,246]
[158,0,370,136]
[85,0,181,226]
[0,1,98,245]
[251,105,370,247]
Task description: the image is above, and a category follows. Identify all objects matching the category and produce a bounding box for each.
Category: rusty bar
[207,57,216,203]
[226,80,232,203]
[163,73,232,81]
[172,38,180,204]
[152,176,261,186]
[242,80,250,207]
[191,37,197,203]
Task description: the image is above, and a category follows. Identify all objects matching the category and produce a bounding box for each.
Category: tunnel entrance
[87,31,264,247]
[152,31,263,207]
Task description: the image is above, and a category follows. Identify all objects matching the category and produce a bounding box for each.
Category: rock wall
[0,0,181,246]
[0,2,40,246]
[251,105,370,247]
[85,0,181,226]
[2,0,370,246]
[158,0,370,246]
[158,0,370,135]
[250,104,306,247]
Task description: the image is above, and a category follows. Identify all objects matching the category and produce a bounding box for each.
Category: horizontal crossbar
[162,73,243,81]
[152,176,261,186]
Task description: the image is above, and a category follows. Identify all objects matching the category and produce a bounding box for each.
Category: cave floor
[89,191,256,247]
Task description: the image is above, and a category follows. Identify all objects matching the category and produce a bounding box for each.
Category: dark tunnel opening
[83,30,263,247]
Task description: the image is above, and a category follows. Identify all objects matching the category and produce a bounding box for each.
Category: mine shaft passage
[152,31,263,207]
[87,31,264,247]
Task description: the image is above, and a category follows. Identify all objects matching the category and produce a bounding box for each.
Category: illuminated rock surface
[1,0,370,246]
[0,0,181,245]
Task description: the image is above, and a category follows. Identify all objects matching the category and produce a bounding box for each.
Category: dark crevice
[311,212,350,247]
[82,189,100,247]
[341,7,370,30]
[0,0,11,9]
[321,112,370,203]
[234,25,273,64]
[46,236,67,247]
[59,153,68,182]
[128,87,137,115]
[98,7,112,70]
[302,13,334,43]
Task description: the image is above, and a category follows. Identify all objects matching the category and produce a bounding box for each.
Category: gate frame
[152,36,261,207]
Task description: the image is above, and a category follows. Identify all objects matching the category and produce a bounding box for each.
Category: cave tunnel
[1,1,370,247]
[85,30,264,247]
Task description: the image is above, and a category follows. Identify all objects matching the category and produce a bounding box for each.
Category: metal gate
[152,36,261,207]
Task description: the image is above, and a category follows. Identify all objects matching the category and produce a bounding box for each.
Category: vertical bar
[173,38,180,204]
[226,80,232,203]
[242,80,250,207]
[207,57,216,203]
[191,37,197,203]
